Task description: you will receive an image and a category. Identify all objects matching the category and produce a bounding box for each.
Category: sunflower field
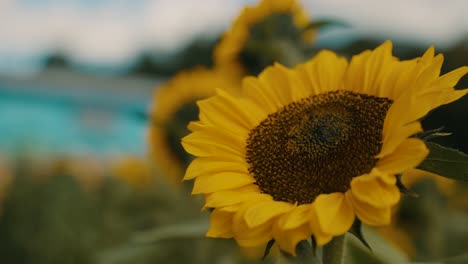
[1,0,468,263]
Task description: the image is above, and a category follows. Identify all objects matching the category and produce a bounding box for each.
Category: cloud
[304,0,468,47]
[0,0,243,73]
[0,0,466,75]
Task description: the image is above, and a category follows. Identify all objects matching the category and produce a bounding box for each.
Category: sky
[0,0,467,75]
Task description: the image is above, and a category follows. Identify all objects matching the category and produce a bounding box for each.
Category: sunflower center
[164,101,199,167]
[240,13,305,75]
[246,90,393,204]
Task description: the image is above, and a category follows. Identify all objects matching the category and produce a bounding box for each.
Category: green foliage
[347,227,408,264]
[395,179,468,262]
[0,174,99,264]
[418,142,468,181]
[0,160,267,264]
[282,240,321,264]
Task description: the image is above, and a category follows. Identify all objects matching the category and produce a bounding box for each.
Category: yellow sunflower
[214,0,314,78]
[182,41,468,255]
[149,67,237,183]
[113,156,153,188]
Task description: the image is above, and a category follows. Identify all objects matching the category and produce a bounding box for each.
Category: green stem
[322,235,346,264]
[280,240,322,264]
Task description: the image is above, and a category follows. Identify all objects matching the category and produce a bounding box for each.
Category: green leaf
[310,236,318,256]
[303,19,349,32]
[322,235,346,264]
[435,254,468,264]
[132,219,209,244]
[417,142,468,182]
[347,226,409,264]
[348,220,372,252]
[280,240,322,264]
[262,239,276,260]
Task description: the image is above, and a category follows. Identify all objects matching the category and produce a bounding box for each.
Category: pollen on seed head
[245,90,393,204]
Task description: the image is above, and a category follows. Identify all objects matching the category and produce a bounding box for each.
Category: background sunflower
[214,0,315,78]
[149,67,238,184]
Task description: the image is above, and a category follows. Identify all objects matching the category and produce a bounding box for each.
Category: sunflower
[214,0,314,78]
[113,156,153,188]
[149,67,237,183]
[182,41,468,255]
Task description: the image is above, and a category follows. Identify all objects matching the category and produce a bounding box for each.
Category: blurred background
[0,0,467,263]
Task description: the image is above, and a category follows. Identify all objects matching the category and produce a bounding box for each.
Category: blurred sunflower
[149,67,237,183]
[214,0,314,78]
[378,169,465,260]
[113,156,153,188]
[182,41,468,255]
[400,169,456,196]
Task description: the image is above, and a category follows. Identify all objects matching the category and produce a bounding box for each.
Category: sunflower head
[149,67,238,184]
[214,0,314,78]
[182,41,468,255]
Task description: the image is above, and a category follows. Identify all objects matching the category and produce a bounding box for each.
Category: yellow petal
[362,41,395,96]
[232,204,274,247]
[206,209,235,238]
[184,157,249,180]
[243,76,278,114]
[379,121,422,158]
[439,88,468,106]
[381,60,418,99]
[420,45,435,62]
[280,204,313,230]
[314,231,333,246]
[377,138,429,174]
[197,97,249,132]
[404,89,465,124]
[351,173,400,209]
[296,50,348,95]
[192,172,255,194]
[313,193,355,235]
[187,121,205,132]
[258,64,294,107]
[273,220,311,256]
[346,191,392,226]
[433,66,468,88]
[219,203,243,213]
[182,129,245,156]
[244,200,294,228]
[383,68,468,144]
[307,208,333,245]
[204,186,267,208]
[215,88,267,126]
[344,41,395,97]
[414,54,443,88]
[235,226,273,247]
[345,50,371,93]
